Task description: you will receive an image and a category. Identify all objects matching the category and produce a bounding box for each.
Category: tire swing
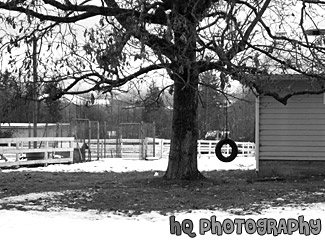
[215,101,238,162]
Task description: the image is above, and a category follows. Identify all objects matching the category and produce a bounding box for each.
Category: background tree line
[1,70,254,141]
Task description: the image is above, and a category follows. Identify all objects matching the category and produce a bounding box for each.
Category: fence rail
[86,138,255,160]
[0,137,255,168]
[0,137,74,168]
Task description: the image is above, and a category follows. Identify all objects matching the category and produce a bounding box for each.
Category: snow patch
[1,157,324,243]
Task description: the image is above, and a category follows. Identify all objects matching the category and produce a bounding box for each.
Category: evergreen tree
[141,83,171,138]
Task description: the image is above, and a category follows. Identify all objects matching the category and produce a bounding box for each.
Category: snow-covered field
[0,157,324,243]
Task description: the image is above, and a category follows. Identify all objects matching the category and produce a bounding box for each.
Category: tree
[197,71,226,139]
[2,1,325,179]
[42,81,62,122]
[227,90,255,142]
[0,71,63,123]
[0,70,32,122]
[140,82,171,138]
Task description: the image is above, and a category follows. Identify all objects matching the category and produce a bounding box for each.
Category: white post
[32,36,38,149]
[255,96,260,172]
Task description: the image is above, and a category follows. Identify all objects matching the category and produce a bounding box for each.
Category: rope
[225,101,228,139]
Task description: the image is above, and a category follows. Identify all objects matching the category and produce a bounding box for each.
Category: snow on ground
[0,156,324,243]
[2,155,256,173]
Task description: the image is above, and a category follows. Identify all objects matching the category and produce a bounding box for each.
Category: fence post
[15,141,19,162]
[56,123,60,137]
[139,121,144,159]
[104,121,107,158]
[160,139,164,158]
[44,140,49,166]
[120,133,123,158]
[153,122,156,157]
[69,139,73,163]
[28,122,31,149]
[88,120,91,161]
[116,126,122,158]
[198,140,201,158]
[144,137,148,159]
[97,121,100,160]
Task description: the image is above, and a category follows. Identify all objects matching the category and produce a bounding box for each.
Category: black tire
[215,138,238,162]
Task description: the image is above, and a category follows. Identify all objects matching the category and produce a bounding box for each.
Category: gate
[117,122,155,159]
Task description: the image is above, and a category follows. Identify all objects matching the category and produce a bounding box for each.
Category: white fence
[0,137,255,167]
[86,138,255,160]
[0,137,74,168]
[197,140,255,158]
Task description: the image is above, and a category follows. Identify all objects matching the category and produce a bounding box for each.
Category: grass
[0,169,324,215]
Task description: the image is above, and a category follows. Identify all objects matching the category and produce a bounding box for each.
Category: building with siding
[255,75,325,177]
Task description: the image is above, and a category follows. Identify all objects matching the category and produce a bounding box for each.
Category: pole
[140,121,144,159]
[88,120,91,161]
[153,121,156,157]
[255,96,260,173]
[205,85,209,133]
[28,122,31,148]
[32,35,38,148]
[97,121,100,160]
[104,121,107,158]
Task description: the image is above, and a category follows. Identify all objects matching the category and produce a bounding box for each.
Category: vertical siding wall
[259,94,325,161]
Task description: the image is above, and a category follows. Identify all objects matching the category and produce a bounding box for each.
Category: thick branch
[103,0,176,60]
[59,64,168,96]
[0,0,139,24]
[0,1,113,23]
[99,63,169,91]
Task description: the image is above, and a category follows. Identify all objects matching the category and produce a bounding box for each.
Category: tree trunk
[164,68,204,180]
[163,4,204,180]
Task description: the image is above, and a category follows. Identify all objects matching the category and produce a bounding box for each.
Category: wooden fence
[86,138,255,160]
[0,137,74,168]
